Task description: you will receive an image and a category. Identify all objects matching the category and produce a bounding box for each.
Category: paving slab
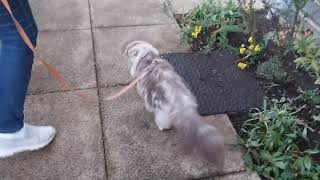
[166,0,204,14]
[100,87,245,180]
[303,0,320,15]
[166,0,249,14]
[89,0,174,28]
[0,89,106,180]
[29,0,91,31]
[28,30,96,94]
[243,0,265,10]
[217,171,261,180]
[311,10,320,26]
[93,24,189,87]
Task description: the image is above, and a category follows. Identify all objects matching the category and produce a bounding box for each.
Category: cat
[124,41,225,168]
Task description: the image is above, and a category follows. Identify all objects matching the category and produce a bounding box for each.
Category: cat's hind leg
[154,111,173,131]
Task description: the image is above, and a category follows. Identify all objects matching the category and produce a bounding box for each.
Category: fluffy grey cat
[124,41,225,167]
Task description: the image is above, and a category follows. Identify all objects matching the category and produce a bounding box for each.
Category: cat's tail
[173,111,225,168]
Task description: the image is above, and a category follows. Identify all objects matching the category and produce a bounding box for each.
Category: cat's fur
[124,41,225,167]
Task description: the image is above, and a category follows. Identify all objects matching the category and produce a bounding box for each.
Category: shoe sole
[0,134,55,158]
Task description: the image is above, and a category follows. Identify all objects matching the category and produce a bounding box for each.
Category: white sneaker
[0,123,56,158]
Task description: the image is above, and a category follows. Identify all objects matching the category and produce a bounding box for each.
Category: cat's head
[124,41,159,77]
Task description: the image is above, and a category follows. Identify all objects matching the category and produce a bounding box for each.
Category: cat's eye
[128,49,138,57]
[132,51,138,57]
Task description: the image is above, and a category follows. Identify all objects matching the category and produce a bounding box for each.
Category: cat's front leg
[144,101,153,112]
[155,111,173,131]
[137,85,153,112]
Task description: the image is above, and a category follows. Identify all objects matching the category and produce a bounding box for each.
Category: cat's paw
[157,126,171,131]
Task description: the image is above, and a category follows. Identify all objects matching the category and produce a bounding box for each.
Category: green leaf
[311,173,319,180]
[219,24,243,33]
[312,115,320,121]
[315,49,320,57]
[281,169,295,179]
[295,157,303,167]
[286,133,297,138]
[312,95,320,104]
[294,57,309,68]
[272,131,281,145]
[273,151,282,158]
[249,140,260,147]
[304,149,320,155]
[236,136,246,145]
[272,166,280,177]
[315,78,320,85]
[276,155,291,161]
[302,127,308,139]
[304,157,312,170]
[260,150,272,160]
[264,166,272,175]
[244,152,254,168]
[311,60,320,72]
[274,161,286,169]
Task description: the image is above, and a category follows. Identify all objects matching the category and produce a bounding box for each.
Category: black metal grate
[161,51,265,115]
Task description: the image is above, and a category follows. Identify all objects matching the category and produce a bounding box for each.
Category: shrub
[263,30,288,48]
[295,88,320,106]
[294,33,320,84]
[256,57,287,82]
[179,0,245,52]
[238,98,320,179]
[294,88,320,122]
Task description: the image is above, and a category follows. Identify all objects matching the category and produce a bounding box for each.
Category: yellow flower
[248,37,254,44]
[241,44,245,48]
[191,32,198,38]
[240,47,246,54]
[238,62,247,70]
[249,45,254,50]
[191,25,202,39]
[244,4,252,13]
[254,44,261,52]
[195,25,202,33]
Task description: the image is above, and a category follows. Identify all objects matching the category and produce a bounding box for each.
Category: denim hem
[0,123,24,133]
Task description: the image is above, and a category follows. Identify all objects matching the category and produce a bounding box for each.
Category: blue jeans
[0,0,38,133]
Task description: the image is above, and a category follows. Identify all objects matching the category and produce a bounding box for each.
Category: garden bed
[227,11,320,165]
[172,0,320,179]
